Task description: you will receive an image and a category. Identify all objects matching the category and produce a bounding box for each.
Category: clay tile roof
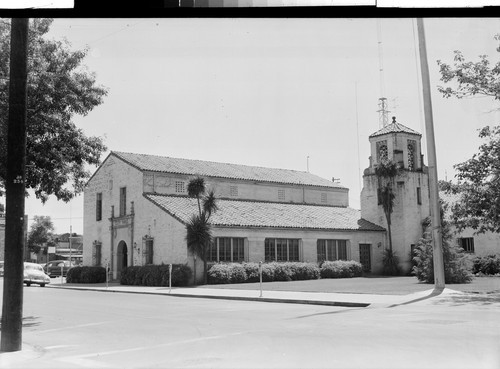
[144,194,385,232]
[112,151,345,189]
[369,120,421,138]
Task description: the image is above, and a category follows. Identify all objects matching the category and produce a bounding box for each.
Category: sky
[14,17,500,235]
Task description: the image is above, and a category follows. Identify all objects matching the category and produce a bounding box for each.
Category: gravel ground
[198,275,500,295]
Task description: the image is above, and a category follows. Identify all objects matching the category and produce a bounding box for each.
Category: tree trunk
[386,213,393,253]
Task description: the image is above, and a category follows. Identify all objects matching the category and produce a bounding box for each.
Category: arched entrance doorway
[117,241,128,275]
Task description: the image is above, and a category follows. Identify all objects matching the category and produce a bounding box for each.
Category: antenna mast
[376,19,390,128]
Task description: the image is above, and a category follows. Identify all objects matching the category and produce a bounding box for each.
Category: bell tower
[360,117,431,274]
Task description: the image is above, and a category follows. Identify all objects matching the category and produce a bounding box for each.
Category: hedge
[207,262,321,284]
[120,264,192,287]
[320,260,363,279]
[66,266,107,283]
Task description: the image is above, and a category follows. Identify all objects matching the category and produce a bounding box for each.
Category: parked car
[24,262,50,287]
[44,260,76,277]
[0,261,4,277]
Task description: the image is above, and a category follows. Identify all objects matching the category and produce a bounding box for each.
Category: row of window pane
[459,237,474,253]
[208,238,245,262]
[265,238,300,262]
[317,239,347,262]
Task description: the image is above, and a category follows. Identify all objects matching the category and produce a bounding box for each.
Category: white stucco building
[83,150,387,282]
[83,118,499,282]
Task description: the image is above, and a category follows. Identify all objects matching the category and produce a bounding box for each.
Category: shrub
[472,255,500,275]
[269,262,293,282]
[66,266,107,283]
[320,260,363,279]
[412,236,473,284]
[120,264,192,287]
[242,262,260,283]
[208,262,321,284]
[382,249,401,276]
[288,262,320,280]
[207,263,247,284]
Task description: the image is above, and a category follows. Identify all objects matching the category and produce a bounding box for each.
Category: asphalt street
[0,282,499,369]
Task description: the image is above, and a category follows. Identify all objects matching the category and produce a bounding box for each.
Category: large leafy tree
[27,215,55,254]
[0,18,108,202]
[440,127,500,233]
[438,34,500,233]
[185,176,218,285]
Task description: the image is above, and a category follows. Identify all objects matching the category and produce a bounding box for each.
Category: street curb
[48,285,371,308]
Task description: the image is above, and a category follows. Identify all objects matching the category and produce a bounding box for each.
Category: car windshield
[25,264,43,272]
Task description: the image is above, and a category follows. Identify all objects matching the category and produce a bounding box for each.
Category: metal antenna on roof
[376,19,390,128]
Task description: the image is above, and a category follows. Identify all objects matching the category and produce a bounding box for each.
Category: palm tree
[185,177,218,284]
[375,159,400,275]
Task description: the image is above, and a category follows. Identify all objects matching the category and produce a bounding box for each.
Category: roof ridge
[369,121,421,138]
[112,150,310,174]
[111,151,346,189]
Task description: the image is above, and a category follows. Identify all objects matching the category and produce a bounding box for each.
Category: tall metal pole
[1,18,29,352]
[416,18,445,290]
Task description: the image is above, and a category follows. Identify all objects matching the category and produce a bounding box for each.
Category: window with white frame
[317,239,348,262]
[175,181,185,193]
[458,237,475,253]
[278,189,285,201]
[208,237,245,262]
[321,193,327,203]
[265,238,300,262]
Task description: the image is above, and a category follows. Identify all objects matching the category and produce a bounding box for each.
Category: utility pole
[1,18,30,352]
[416,18,445,290]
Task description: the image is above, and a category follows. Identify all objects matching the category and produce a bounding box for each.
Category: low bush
[242,263,261,283]
[66,266,107,283]
[208,262,321,284]
[207,263,247,284]
[120,264,192,287]
[270,262,293,282]
[472,255,500,275]
[288,262,321,280]
[320,260,363,279]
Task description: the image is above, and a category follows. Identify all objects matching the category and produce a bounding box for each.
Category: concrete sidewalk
[46,282,459,308]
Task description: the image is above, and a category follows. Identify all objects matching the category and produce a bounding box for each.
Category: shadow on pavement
[292,307,367,320]
[431,292,500,306]
[387,287,444,308]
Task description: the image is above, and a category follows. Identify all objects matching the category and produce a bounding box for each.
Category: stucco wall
[450,228,500,257]
[83,154,145,274]
[361,171,430,274]
[143,172,349,207]
[210,227,386,274]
